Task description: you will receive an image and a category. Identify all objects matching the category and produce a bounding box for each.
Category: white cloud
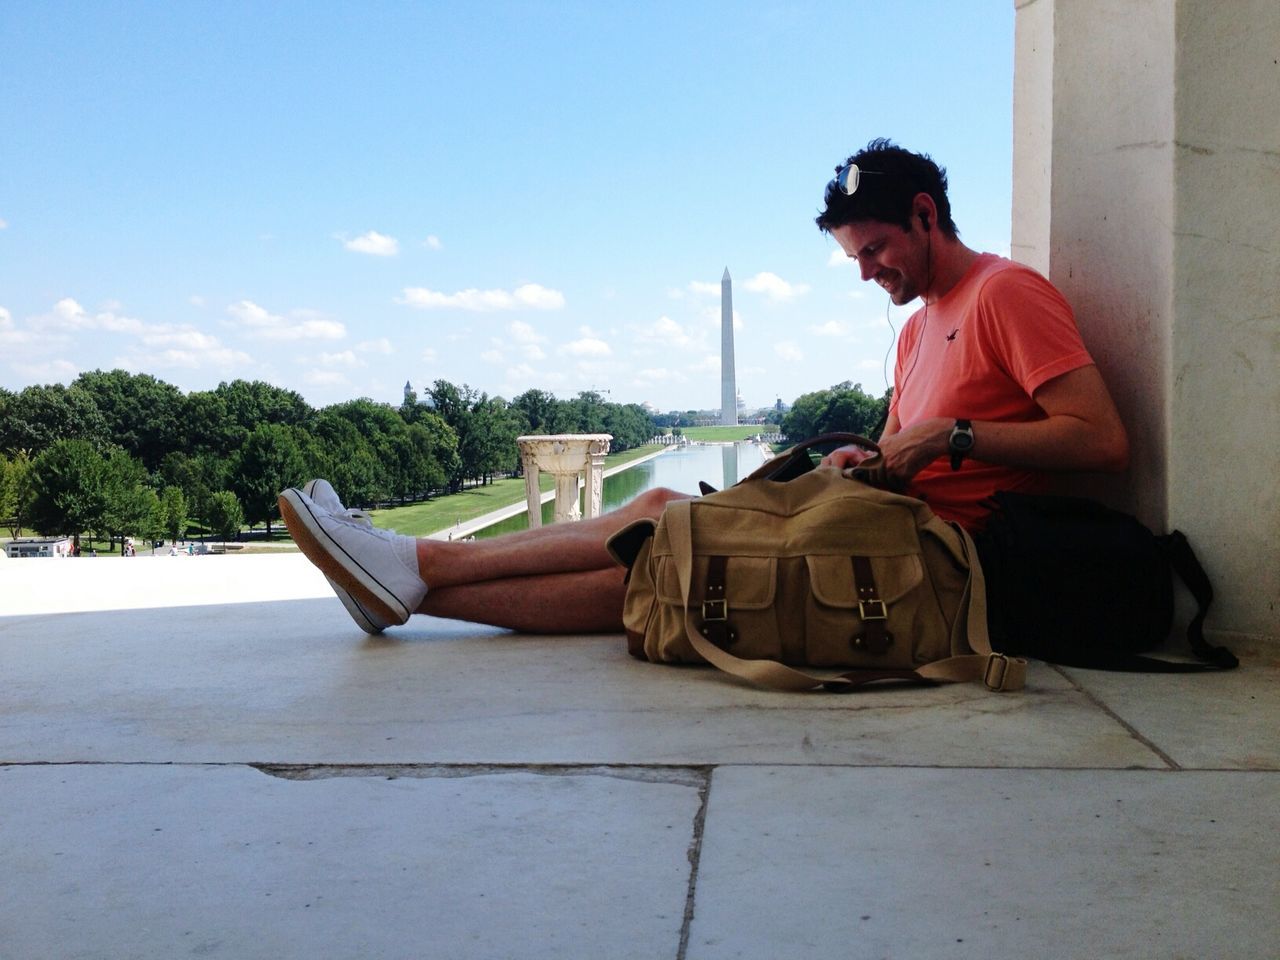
[507,319,546,344]
[344,230,399,256]
[421,347,438,363]
[744,272,810,302]
[0,306,11,329]
[12,359,79,381]
[305,370,350,386]
[828,248,852,267]
[116,344,253,371]
[775,341,804,363]
[314,350,361,367]
[689,280,720,297]
[636,315,702,350]
[43,298,148,334]
[634,367,686,383]
[226,300,345,341]
[189,295,207,308]
[513,283,565,310]
[425,235,442,250]
[0,217,7,229]
[356,337,393,354]
[560,337,612,357]
[480,349,504,364]
[397,283,565,312]
[140,329,223,351]
[810,320,850,337]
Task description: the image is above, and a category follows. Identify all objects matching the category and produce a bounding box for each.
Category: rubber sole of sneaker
[278,488,413,627]
[301,480,386,635]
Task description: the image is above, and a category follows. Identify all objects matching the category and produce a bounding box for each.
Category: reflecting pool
[474,442,773,539]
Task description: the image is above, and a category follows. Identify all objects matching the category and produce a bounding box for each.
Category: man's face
[830,220,929,305]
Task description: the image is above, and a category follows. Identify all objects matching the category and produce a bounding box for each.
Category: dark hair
[815,138,958,239]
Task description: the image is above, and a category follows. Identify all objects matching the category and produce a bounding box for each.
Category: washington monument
[720,267,737,425]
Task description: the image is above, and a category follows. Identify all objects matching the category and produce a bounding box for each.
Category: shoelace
[326,508,402,540]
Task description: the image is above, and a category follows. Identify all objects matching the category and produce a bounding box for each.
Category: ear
[912,192,938,233]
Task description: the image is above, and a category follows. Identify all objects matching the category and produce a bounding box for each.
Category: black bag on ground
[975,491,1238,672]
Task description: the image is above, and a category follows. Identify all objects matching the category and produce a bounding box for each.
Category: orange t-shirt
[890,253,1095,529]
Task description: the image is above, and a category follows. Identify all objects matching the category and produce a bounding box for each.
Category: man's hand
[873,417,952,485]
[819,417,951,488]
[819,444,878,470]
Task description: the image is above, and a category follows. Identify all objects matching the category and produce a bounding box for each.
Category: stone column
[516,435,613,528]
[1012,0,1280,642]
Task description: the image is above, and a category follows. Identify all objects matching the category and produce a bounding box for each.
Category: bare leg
[416,487,690,590]
[420,566,628,633]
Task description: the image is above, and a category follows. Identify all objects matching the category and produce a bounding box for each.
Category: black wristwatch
[948,419,974,470]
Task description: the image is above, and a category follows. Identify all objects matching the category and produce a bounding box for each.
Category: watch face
[951,429,974,451]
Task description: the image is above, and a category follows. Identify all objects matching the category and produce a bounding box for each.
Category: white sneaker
[302,479,392,634]
[279,485,426,627]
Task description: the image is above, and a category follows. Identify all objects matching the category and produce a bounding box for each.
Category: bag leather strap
[664,498,1026,693]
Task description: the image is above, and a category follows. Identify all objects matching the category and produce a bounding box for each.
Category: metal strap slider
[858,599,888,621]
[984,653,1011,691]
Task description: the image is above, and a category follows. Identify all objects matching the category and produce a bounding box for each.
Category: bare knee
[628,486,691,521]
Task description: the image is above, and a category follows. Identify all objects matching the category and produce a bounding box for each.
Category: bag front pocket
[804,553,940,667]
[653,554,782,663]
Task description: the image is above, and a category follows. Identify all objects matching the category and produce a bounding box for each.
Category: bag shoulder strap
[663,499,1025,693]
[1158,531,1238,669]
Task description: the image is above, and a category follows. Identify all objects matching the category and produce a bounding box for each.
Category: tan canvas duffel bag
[607,434,1025,693]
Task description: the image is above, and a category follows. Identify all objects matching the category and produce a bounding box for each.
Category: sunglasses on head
[831,162,887,196]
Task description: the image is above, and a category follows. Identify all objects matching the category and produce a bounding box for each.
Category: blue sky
[0,1,1014,413]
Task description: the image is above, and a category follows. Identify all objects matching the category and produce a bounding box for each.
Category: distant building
[4,537,73,559]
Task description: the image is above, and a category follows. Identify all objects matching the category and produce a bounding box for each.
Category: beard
[879,270,922,305]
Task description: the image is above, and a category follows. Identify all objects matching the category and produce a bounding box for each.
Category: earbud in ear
[919,212,930,232]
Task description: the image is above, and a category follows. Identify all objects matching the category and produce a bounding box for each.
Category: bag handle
[743,433,884,485]
[663,497,1025,693]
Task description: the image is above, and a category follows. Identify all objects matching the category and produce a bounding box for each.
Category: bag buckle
[984,653,1012,691]
[858,599,887,621]
[702,599,728,622]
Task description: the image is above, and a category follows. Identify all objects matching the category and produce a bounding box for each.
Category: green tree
[184,389,243,458]
[232,423,310,535]
[206,490,245,541]
[214,379,314,436]
[311,411,387,507]
[428,381,479,491]
[3,450,35,537]
[27,439,109,540]
[781,382,889,441]
[159,485,189,542]
[72,369,187,470]
[603,402,656,452]
[98,447,154,550]
[0,454,14,529]
[0,383,108,455]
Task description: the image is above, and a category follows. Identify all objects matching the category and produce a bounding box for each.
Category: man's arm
[821,365,1129,482]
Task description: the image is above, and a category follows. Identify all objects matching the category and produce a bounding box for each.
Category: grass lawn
[368,444,664,537]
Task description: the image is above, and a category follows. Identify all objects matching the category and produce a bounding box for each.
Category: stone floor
[1,554,1276,960]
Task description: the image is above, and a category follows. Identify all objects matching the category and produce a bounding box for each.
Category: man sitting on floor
[279,139,1128,635]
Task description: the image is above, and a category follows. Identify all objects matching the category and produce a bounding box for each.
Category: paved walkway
[1,554,1276,959]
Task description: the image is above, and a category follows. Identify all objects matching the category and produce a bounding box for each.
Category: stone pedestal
[516,435,613,527]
